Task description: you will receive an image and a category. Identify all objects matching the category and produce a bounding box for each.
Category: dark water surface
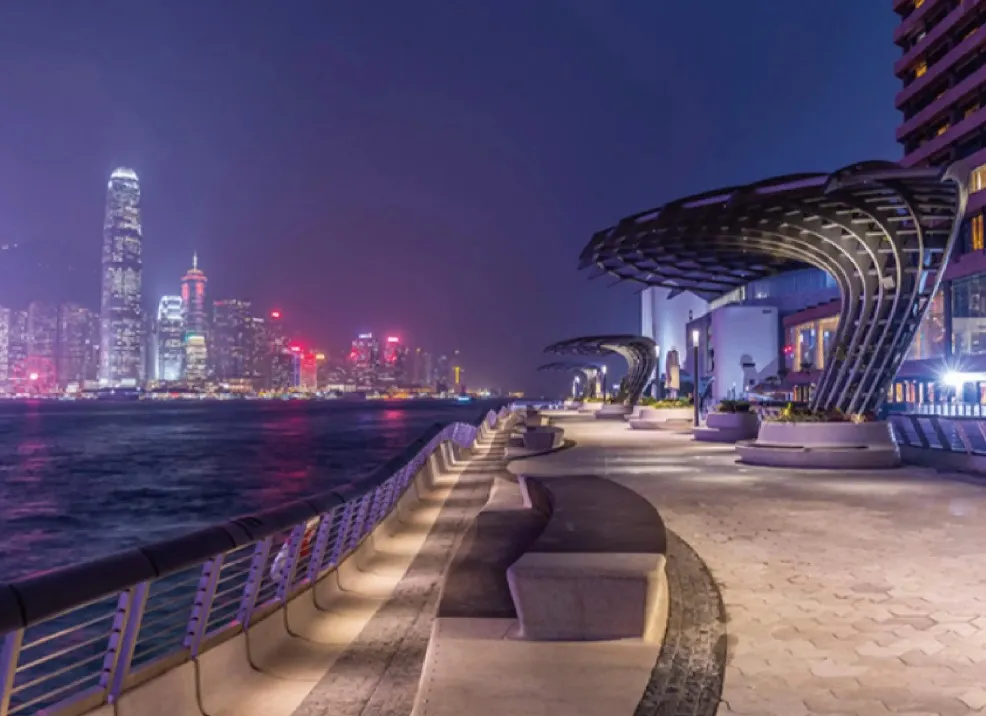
[0,399,496,581]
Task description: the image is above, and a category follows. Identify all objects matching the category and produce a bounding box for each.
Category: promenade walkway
[277,428,510,716]
[504,414,986,716]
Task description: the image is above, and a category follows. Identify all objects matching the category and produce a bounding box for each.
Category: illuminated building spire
[192,251,198,270]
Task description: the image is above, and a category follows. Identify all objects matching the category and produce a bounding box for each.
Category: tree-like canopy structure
[544,335,656,407]
[579,161,969,414]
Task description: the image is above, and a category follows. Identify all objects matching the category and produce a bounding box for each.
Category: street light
[602,364,608,400]
[653,344,661,399]
[692,329,700,427]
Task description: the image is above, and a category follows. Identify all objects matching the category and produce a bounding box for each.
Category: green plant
[716,399,751,414]
[768,403,850,423]
[649,397,693,409]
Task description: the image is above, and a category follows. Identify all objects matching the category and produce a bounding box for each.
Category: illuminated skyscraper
[27,301,58,391]
[0,308,10,388]
[58,303,98,390]
[350,333,380,385]
[156,296,184,381]
[181,253,208,335]
[181,254,209,381]
[99,167,143,387]
[212,299,252,382]
[5,310,27,392]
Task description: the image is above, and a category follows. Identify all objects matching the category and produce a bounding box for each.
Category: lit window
[914,0,925,8]
[914,60,928,78]
[966,103,981,119]
[973,214,985,251]
[971,164,986,192]
[936,122,950,136]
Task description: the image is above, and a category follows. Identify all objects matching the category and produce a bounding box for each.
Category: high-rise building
[184,334,208,383]
[180,253,208,335]
[0,308,9,389]
[156,296,184,382]
[212,299,252,382]
[435,353,451,391]
[299,352,318,391]
[381,336,409,385]
[27,301,58,391]
[181,254,209,381]
[5,310,27,392]
[58,303,97,390]
[99,167,143,387]
[350,333,381,385]
[247,316,270,390]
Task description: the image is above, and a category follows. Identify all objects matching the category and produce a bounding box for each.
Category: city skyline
[0,2,901,394]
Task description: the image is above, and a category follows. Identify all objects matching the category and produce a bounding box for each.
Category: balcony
[894,0,983,78]
[897,61,986,141]
[894,0,950,46]
[896,22,986,110]
[903,102,986,165]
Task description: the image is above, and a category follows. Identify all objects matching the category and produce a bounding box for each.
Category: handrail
[0,404,513,716]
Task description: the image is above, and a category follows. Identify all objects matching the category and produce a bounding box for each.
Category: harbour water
[0,399,498,582]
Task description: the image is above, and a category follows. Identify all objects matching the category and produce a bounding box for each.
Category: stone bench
[522,425,564,451]
[506,475,668,641]
[736,421,901,468]
[594,404,632,420]
[437,478,551,621]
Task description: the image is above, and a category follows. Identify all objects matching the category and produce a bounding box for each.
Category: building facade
[58,303,97,390]
[212,299,252,383]
[99,168,143,387]
[156,296,184,382]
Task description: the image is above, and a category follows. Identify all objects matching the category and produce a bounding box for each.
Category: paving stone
[509,419,986,716]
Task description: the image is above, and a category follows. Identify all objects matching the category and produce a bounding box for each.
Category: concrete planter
[629,406,694,431]
[595,404,632,420]
[694,411,759,443]
[736,420,900,468]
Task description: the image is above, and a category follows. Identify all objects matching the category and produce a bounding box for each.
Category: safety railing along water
[0,405,513,716]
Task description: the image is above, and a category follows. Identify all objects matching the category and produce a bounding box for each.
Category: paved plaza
[513,414,986,716]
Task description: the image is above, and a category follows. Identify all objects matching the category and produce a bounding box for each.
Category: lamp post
[692,329,700,427]
[601,364,608,401]
[654,344,661,399]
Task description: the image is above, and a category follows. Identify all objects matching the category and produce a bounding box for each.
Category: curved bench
[507,475,668,641]
[436,478,551,621]
[629,406,693,431]
[435,474,668,642]
[736,420,901,468]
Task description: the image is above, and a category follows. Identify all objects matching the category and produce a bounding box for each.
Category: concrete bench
[506,476,668,641]
[437,478,551,620]
[521,425,564,451]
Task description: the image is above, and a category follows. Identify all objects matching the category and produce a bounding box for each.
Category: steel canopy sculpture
[579,161,969,415]
[537,361,601,400]
[544,335,656,407]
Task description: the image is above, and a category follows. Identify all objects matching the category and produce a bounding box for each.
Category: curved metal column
[544,335,656,408]
[579,161,969,415]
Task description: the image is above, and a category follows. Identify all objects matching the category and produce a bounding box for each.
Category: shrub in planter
[651,397,692,409]
[768,403,850,423]
[716,399,751,414]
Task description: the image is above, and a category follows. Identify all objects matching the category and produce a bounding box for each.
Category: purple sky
[0,1,900,394]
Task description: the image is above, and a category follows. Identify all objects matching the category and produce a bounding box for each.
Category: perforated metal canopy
[579,160,970,414]
[544,335,656,407]
[537,361,602,399]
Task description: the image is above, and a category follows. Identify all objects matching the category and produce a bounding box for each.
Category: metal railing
[0,405,513,716]
[889,412,986,456]
[889,402,986,418]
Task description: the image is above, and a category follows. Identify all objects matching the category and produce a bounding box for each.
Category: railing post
[346,494,372,552]
[908,415,931,449]
[0,629,23,716]
[306,511,337,583]
[328,502,356,568]
[101,581,151,702]
[184,554,225,656]
[237,537,272,628]
[275,524,307,603]
[954,421,973,454]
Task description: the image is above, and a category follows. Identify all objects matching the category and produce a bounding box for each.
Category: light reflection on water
[0,399,491,581]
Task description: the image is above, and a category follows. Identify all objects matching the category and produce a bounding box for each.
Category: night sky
[0,1,899,395]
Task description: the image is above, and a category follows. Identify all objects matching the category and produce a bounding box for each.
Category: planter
[694,411,760,443]
[595,404,632,420]
[629,406,694,430]
[735,420,899,469]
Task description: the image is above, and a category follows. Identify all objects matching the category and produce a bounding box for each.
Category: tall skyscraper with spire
[181,253,209,382]
[99,168,144,387]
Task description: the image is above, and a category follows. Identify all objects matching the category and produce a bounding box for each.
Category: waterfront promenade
[495,413,986,716]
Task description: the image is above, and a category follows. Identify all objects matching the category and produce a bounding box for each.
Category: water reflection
[0,399,493,581]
